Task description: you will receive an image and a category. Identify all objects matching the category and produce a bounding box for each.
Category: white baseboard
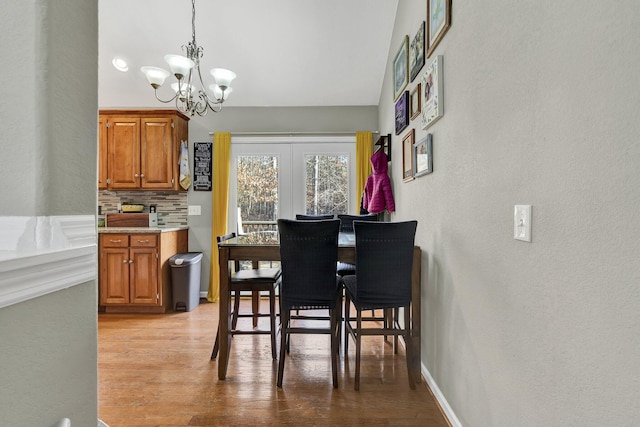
[421,362,463,427]
[199,291,208,299]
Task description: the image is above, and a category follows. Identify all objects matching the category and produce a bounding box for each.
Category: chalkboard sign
[193,142,212,191]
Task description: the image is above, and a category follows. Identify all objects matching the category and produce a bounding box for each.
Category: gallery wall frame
[393,36,409,101]
[421,55,444,130]
[409,21,425,82]
[410,83,421,120]
[414,133,433,177]
[427,0,452,58]
[402,128,415,182]
[395,90,409,135]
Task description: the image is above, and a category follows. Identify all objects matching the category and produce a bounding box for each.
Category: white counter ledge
[0,215,96,308]
[98,226,189,233]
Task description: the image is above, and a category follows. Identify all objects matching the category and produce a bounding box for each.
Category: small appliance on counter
[106,213,158,227]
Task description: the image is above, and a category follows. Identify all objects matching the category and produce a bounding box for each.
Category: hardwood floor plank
[99,300,449,427]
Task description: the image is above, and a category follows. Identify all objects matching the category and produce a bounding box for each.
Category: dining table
[215,231,423,383]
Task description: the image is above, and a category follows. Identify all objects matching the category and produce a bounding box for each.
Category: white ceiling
[99,0,399,108]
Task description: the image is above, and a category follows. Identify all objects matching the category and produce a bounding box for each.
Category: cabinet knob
[129,260,134,264]
[134,173,140,178]
[140,174,145,178]
[122,259,128,264]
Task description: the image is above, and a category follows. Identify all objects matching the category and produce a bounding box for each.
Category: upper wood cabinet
[99,110,189,191]
[98,116,109,190]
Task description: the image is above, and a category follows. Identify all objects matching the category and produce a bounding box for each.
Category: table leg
[218,246,231,380]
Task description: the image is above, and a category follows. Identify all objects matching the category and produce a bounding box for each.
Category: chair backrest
[353,221,417,308]
[337,213,378,233]
[277,219,341,310]
[295,214,335,220]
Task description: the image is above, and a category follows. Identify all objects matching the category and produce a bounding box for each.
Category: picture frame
[409,21,426,82]
[421,55,444,130]
[395,90,409,135]
[393,36,409,101]
[414,134,433,177]
[427,0,452,58]
[410,83,421,120]
[402,129,415,182]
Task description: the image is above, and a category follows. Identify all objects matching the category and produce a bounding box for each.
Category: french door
[228,136,355,236]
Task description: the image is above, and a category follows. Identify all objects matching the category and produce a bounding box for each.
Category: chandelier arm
[153,89,180,104]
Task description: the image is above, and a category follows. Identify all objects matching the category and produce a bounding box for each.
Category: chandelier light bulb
[209,84,233,101]
[164,55,195,79]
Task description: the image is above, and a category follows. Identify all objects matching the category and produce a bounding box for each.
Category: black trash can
[169,252,203,312]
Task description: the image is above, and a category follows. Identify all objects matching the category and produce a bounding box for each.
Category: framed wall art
[427,0,452,57]
[402,129,415,182]
[410,83,421,120]
[393,36,409,101]
[409,21,425,81]
[421,55,444,130]
[193,142,212,191]
[395,90,409,135]
[414,134,433,177]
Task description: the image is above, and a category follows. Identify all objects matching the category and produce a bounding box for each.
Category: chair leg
[393,307,399,354]
[252,291,260,328]
[277,309,289,387]
[404,306,415,390]
[344,294,351,355]
[330,307,339,388]
[211,328,220,360]
[231,290,241,329]
[269,288,277,360]
[354,309,362,391]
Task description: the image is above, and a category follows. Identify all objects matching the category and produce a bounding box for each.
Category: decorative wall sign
[421,55,444,130]
[395,90,409,135]
[427,0,452,58]
[410,21,425,81]
[414,133,433,177]
[393,36,409,101]
[193,142,212,191]
[402,129,415,182]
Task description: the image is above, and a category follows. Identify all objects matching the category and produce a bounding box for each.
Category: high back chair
[295,214,335,220]
[343,220,418,390]
[336,214,378,277]
[211,232,281,360]
[276,219,342,388]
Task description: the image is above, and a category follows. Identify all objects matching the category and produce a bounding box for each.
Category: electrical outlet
[514,205,532,242]
[188,205,201,215]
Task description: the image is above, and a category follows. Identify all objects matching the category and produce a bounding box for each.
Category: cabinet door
[100,247,130,304]
[98,116,108,190]
[141,117,173,189]
[129,247,159,305]
[108,117,141,189]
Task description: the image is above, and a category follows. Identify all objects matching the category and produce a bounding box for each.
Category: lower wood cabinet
[99,229,188,313]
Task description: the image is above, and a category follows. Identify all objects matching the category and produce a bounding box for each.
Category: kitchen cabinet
[99,229,188,313]
[98,116,108,190]
[99,110,189,191]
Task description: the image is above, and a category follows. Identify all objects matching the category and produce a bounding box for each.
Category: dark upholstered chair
[343,221,417,390]
[336,214,378,277]
[295,214,335,220]
[211,232,281,360]
[276,219,342,388]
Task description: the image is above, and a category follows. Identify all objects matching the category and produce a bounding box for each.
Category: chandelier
[141,0,236,116]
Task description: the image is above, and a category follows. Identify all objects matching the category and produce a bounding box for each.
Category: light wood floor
[98,300,450,427]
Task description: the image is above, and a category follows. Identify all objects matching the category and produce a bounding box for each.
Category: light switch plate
[514,205,532,242]
[188,205,201,216]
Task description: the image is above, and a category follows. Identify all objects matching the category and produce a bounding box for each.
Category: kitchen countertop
[98,226,188,234]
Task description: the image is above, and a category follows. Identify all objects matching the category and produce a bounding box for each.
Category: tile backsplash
[99,191,188,227]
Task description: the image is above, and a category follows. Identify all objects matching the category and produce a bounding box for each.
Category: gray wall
[186,106,378,292]
[0,1,99,426]
[384,1,640,426]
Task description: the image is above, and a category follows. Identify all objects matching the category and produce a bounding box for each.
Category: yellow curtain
[355,131,373,212]
[207,132,231,302]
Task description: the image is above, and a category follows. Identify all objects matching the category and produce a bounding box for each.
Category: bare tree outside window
[304,154,349,215]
